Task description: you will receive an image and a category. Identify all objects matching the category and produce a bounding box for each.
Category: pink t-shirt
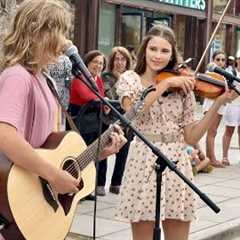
[0,64,57,148]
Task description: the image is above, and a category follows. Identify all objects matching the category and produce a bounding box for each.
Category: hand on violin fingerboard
[165,76,195,95]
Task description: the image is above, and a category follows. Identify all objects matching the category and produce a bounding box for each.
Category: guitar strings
[63,109,135,176]
[63,126,112,175]
[63,140,101,176]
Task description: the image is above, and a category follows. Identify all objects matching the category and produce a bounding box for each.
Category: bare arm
[184,89,238,145]
[0,122,79,194]
[122,76,195,112]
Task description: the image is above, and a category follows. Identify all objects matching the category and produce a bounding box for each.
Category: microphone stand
[71,66,221,240]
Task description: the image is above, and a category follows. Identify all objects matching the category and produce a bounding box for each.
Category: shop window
[98,2,116,55]
[236,27,240,52]
[210,24,226,58]
[236,0,240,16]
[149,12,172,28]
[175,15,186,57]
[213,0,233,14]
[121,12,142,52]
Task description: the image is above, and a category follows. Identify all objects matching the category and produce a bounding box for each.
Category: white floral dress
[116,70,197,222]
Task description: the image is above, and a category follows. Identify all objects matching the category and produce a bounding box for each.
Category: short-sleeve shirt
[0,64,58,148]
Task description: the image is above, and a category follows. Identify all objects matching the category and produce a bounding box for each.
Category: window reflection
[213,0,227,12]
[175,15,186,56]
[121,13,142,51]
[236,0,240,16]
[98,2,116,55]
[236,28,240,51]
[213,0,232,14]
[210,24,226,57]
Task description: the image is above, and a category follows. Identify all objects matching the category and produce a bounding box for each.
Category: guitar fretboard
[76,127,112,170]
[74,108,136,171]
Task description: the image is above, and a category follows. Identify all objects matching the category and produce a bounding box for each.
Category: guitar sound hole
[62,158,79,179]
[59,158,83,215]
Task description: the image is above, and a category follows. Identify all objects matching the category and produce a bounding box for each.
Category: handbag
[70,101,103,135]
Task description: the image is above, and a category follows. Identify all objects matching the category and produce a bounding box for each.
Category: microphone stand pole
[69,66,221,240]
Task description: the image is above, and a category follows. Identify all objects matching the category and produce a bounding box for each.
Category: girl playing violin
[116,25,237,240]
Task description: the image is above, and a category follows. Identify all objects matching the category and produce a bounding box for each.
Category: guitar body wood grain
[0,131,96,240]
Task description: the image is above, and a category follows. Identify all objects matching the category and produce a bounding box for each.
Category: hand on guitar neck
[99,124,127,160]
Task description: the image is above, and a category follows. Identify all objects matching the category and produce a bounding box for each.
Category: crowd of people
[0,0,239,240]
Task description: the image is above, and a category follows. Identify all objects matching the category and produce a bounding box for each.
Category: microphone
[208,64,240,84]
[65,45,98,91]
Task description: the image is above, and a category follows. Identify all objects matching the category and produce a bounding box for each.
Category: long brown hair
[135,25,179,75]
[3,0,71,74]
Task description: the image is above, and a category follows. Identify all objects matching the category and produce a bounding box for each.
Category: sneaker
[109,185,120,194]
[96,186,106,196]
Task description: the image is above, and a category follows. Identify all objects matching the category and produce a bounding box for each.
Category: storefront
[98,0,207,61]
[211,0,240,58]
[74,0,240,69]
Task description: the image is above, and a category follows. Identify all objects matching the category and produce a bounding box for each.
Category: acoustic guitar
[0,87,152,240]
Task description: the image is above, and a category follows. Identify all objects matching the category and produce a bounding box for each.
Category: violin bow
[194,0,232,75]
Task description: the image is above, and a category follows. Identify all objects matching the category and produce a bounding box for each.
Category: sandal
[222,157,230,166]
[210,160,225,168]
[200,164,214,173]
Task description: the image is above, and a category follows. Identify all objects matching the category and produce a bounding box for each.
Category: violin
[155,68,225,99]
[155,0,233,99]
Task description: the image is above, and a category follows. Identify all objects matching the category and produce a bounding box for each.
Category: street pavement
[67,103,240,240]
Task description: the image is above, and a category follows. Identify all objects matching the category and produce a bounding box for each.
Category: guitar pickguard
[58,180,84,215]
[40,157,84,215]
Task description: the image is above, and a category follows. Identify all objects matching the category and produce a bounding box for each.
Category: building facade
[0,0,16,69]
[2,0,240,71]
[74,0,240,70]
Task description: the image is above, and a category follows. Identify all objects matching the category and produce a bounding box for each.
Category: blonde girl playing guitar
[0,1,125,239]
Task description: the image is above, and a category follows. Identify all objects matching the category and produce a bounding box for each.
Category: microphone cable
[92,100,104,240]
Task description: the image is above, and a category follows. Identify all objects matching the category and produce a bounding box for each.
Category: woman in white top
[202,50,226,167]
[221,55,240,165]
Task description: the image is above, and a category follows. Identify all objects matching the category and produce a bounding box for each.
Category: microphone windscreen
[65,45,78,58]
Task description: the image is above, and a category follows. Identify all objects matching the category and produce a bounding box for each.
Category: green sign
[156,0,206,11]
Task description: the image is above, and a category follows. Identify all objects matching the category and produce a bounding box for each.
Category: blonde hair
[3,0,71,74]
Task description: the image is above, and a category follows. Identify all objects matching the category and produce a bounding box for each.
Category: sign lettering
[156,0,206,11]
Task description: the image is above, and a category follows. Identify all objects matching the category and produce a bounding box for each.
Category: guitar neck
[77,127,113,170]
[75,107,136,171]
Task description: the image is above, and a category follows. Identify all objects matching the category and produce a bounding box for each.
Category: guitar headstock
[125,85,156,121]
